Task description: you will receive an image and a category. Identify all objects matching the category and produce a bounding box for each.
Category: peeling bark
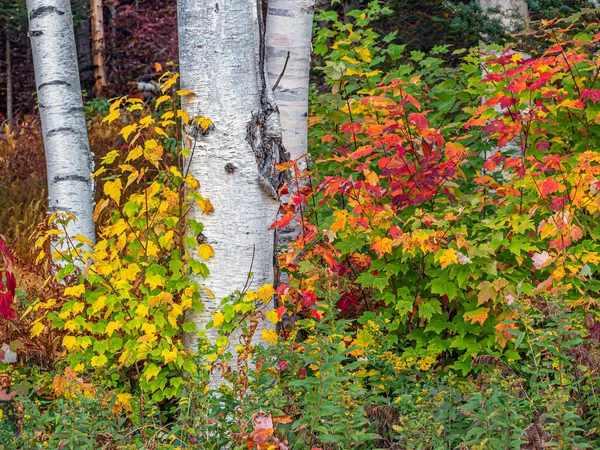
[27,0,95,246]
[178,0,286,385]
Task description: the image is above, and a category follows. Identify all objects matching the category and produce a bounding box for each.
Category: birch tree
[265,0,315,258]
[178,0,286,373]
[478,0,528,33]
[266,0,314,165]
[26,0,95,245]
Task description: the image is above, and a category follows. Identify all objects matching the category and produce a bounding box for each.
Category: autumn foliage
[4,4,600,450]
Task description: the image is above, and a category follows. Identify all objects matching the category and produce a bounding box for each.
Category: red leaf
[540,178,560,197]
[269,211,294,230]
[0,293,15,320]
[340,123,361,134]
[581,89,600,104]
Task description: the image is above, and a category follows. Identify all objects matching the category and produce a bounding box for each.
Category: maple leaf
[439,249,458,269]
[370,236,393,258]
[540,178,560,196]
[269,210,294,230]
[477,281,496,305]
[581,89,600,104]
[463,307,489,326]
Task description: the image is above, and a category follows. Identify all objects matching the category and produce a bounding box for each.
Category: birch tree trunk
[5,27,13,132]
[265,0,314,266]
[266,0,314,164]
[178,0,286,383]
[478,0,528,174]
[27,0,95,245]
[91,0,107,97]
[479,0,528,32]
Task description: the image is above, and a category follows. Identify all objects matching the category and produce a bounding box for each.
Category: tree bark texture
[75,6,94,92]
[178,0,286,382]
[26,0,95,245]
[91,0,107,96]
[266,0,314,164]
[265,0,315,285]
[479,0,528,31]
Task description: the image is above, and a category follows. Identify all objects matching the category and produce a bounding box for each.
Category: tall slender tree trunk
[266,0,314,164]
[265,0,315,286]
[91,0,107,97]
[26,0,95,245]
[75,4,94,93]
[178,0,285,382]
[5,27,13,132]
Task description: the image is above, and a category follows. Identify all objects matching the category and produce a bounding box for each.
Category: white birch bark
[479,0,528,33]
[27,0,95,246]
[479,0,529,170]
[266,0,314,164]
[265,0,314,266]
[178,0,285,384]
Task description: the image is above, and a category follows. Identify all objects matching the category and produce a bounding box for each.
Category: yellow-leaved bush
[35,73,215,401]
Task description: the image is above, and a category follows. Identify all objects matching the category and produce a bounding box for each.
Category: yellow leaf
[144,364,161,381]
[192,116,213,132]
[155,95,170,109]
[146,241,160,257]
[104,178,123,205]
[177,109,190,125]
[137,304,149,317]
[144,143,164,168]
[102,109,120,124]
[140,115,155,126]
[155,126,168,138]
[244,291,257,302]
[198,243,215,261]
[331,210,348,233]
[30,321,45,338]
[114,393,133,414]
[126,103,143,112]
[161,348,178,363]
[105,320,122,337]
[160,73,179,92]
[262,329,279,344]
[62,335,77,351]
[257,284,275,302]
[357,47,372,62]
[213,312,224,327]
[196,196,214,214]
[266,310,280,325]
[185,174,199,190]
[439,249,458,269]
[126,145,143,162]
[64,284,85,297]
[73,234,94,248]
[91,354,108,367]
[120,124,137,141]
[91,296,106,314]
[206,353,218,363]
[169,166,183,179]
[176,89,194,97]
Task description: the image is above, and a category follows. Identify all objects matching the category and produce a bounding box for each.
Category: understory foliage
[2,3,600,450]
